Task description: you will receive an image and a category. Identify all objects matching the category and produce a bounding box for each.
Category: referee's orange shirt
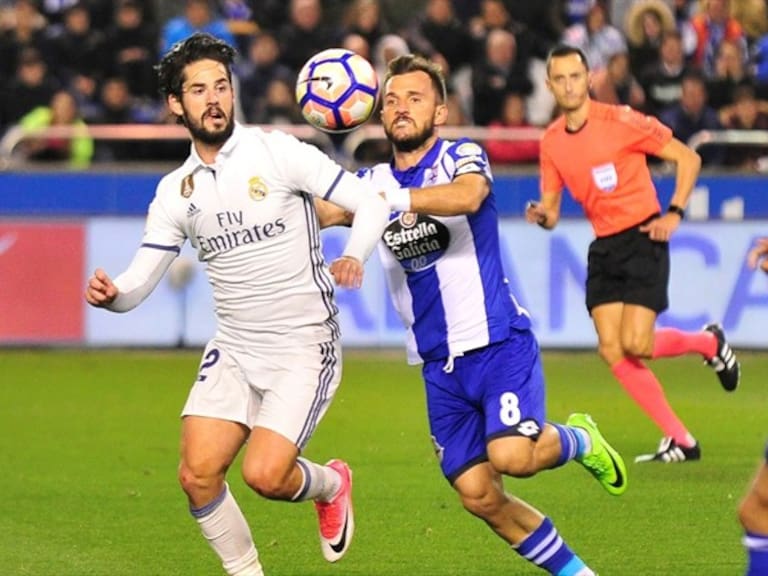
[540,100,673,237]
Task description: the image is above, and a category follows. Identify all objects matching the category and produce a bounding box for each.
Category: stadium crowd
[2,0,768,167]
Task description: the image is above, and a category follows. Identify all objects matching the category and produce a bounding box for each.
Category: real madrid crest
[180,173,194,198]
[248,176,268,201]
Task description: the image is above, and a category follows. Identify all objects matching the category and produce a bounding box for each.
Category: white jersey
[134,123,381,349]
[359,138,531,365]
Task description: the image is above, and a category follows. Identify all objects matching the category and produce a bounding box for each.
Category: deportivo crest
[180,173,194,198]
[248,176,268,201]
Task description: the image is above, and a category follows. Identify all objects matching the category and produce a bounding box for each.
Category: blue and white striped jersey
[359,137,531,364]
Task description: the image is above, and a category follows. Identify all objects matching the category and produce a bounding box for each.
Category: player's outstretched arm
[84,247,177,313]
[386,173,490,217]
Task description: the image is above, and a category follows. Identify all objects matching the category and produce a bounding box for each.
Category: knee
[459,485,504,520]
[178,460,226,502]
[622,333,653,358]
[242,461,292,500]
[597,341,624,366]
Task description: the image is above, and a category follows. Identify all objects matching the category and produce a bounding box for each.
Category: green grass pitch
[1,348,765,575]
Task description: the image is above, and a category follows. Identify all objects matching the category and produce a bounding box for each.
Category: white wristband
[385,187,412,212]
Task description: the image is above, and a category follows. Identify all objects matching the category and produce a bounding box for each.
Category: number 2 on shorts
[196,348,220,381]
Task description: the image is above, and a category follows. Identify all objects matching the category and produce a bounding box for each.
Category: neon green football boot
[566,413,628,496]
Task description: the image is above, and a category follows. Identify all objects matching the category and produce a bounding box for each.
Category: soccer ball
[295,48,379,133]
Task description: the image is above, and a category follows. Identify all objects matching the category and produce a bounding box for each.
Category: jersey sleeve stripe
[322,168,345,201]
[140,242,181,254]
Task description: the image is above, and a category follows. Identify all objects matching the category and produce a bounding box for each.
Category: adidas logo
[186,203,201,218]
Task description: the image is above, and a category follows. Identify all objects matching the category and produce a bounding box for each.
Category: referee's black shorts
[585,215,669,314]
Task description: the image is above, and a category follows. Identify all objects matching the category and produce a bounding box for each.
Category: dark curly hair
[156,32,237,99]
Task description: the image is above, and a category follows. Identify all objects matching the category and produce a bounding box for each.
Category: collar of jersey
[188,122,244,170]
[390,137,443,187]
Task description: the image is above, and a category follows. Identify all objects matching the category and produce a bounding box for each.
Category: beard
[384,118,435,153]
[184,106,235,146]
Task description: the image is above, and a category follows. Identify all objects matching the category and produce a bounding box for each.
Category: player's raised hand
[85,268,119,307]
[747,237,768,273]
[329,256,363,289]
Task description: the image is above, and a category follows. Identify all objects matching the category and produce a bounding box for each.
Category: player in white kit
[84,34,389,576]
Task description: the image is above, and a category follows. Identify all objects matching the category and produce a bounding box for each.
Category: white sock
[292,457,341,503]
[192,484,263,576]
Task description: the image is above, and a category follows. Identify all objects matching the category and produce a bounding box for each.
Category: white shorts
[181,339,342,450]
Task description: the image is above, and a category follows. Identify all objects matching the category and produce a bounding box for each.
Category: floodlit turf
[1,348,765,575]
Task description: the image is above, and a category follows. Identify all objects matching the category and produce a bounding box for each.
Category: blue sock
[745,531,768,576]
[515,517,591,575]
[551,423,588,468]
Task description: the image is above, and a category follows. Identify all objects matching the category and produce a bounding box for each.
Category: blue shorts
[422,328,546,484]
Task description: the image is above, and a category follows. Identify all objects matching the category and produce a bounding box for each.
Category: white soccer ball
[295,48,379,133]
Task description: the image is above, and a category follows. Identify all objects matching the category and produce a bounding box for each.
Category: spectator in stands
[88,75,159,160]
[690,0,747,77]
[342,0,389,51]
[660,70,725,165]
[341,33,370,61]
[217,0,258,53]
[250,0,286,31]
[469,0,537,69]
[0,46,59,131]
[718,83,768,169]
[104,0,158,100]
[250,77,303,125]
[562,0,627,71]
[405,0,473,78]
[38,0,77,25]
[277,0,336,72]
[471,28,533,126]
[706,37,752,109]
[44,1,107,118]
[485,91,540,164]
[731,0,768,44]
[506,0,565,55]
[236,31,294,124]
[405,0,474,121]
[641,30,690,116]
[0,0,48,83]
[671,0,699,58]
[159,0,235,57]
[17,88,93,167]
[624,0,677,78]
[372,33,409,90]
[591,47,646,109]
[562,0,594,26]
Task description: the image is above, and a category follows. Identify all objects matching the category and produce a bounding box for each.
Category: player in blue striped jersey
[740,238,768,576]
[319,54,626,576]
